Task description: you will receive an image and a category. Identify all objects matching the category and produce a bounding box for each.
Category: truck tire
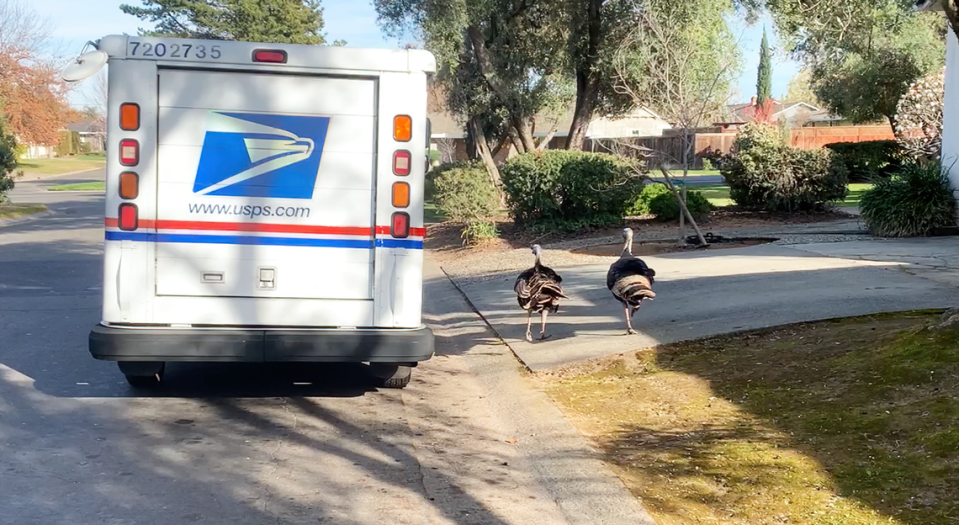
[118,361,165,388]
[369,363,412,389]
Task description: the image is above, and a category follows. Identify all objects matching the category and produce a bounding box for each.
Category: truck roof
[97,34,436,74]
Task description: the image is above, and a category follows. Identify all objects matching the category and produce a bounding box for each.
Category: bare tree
[613,0,741,246]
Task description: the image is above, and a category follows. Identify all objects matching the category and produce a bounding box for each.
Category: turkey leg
[539,310,552,340]
[624,305,637,335]
[525,310,533,342]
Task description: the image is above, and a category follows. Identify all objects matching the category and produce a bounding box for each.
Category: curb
[0,208,52,227]
[20,166,105,180]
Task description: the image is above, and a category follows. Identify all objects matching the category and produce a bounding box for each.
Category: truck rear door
[154,68,376,301]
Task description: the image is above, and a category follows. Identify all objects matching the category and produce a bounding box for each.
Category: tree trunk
[565,0,604,151]
[469,117,506,207]
[659,167,707,246]
[945,0,959,44]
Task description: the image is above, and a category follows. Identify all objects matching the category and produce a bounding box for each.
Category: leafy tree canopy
[120,0,331,44]
[765,0,945,124]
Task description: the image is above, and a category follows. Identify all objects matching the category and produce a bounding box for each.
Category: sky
[38,0,800,107]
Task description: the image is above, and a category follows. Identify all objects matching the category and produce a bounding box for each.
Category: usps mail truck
[67,36,435,388]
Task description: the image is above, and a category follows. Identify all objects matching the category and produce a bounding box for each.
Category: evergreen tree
[121,0,329,45]
[0,119,17,204]
[756,28,772,106]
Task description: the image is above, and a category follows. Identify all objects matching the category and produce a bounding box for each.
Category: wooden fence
[789,125,896,149]
[589,125,896,168]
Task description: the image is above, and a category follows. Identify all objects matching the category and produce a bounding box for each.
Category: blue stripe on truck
[105,231,424,249]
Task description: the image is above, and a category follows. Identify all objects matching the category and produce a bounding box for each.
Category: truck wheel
[369,363,412,389]
[118,361,165,388]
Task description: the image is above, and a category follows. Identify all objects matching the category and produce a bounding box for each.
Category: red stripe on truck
[104,218,426,237]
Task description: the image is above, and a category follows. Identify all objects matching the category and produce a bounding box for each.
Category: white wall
[942,26,959,223]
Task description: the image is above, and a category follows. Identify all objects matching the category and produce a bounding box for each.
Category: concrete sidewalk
[453,242,958,371]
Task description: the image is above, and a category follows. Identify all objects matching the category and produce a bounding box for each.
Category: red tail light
[119,139,139,166]
[391,212,410,238]
[118,203,138,231]
[253,49,287,63]
[393,150,411,176]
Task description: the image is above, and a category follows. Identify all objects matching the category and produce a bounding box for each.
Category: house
[723,98,821,128]
[66,119,105,153]
[427,87,672,162]
[918,0,959,218]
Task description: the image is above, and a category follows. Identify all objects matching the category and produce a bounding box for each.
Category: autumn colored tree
[0,0,77,150]
[0,53,76,147]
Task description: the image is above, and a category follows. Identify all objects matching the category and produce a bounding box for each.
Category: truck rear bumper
[89,324,435,363]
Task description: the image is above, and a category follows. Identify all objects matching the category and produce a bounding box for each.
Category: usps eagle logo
[192,112,330,199]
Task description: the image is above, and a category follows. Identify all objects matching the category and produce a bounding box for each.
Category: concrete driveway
[456,243,958,371]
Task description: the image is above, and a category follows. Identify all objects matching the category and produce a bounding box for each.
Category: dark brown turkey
[514,244,568,341]
[607,228,656,335]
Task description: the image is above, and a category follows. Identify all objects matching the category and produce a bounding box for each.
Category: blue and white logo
[193,112,330,199]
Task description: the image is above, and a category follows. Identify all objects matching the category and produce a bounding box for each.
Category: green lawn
[47,181,105,192]
[695,183,873,208]
[543,311,959,525]
[667,169,720,177]
[18,157,106,175]
[424,202,447,224]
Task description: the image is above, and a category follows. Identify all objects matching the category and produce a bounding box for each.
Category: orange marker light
[392,181,410,208]
[119,172,139,199]
[119,103,140,131]
[393,115,412,142]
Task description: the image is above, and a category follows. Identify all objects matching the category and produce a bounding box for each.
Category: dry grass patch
[540,311,959,525]
[0,204,46,220]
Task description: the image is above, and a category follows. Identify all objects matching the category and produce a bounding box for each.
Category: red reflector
[253,49,288,63]
[118,203,138,231]
[391,212,410,238]
[119,139,139,166]
[393,150,411,176]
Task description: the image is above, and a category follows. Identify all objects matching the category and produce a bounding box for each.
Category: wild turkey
[607,228,656,335]
[514,244,568,342]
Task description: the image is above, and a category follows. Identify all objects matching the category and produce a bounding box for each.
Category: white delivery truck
[63,36,435,388]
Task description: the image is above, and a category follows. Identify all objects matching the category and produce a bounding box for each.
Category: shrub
[501,150,646,231]
[648,188,713,221]
[430,161,500,243]
[860,161,956,237]
[722,123,848,212]
[0,121,17,204]
[826,140,902,182]
[628,183,670,215]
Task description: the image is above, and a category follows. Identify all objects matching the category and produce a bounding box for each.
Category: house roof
[725,100,820,123]
[66,119,102,133]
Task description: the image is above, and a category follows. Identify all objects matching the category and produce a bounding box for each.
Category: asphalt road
[0,171,654,525]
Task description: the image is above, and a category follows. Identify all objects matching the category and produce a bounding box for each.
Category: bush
[0,121,17,204]
[628,183,670,215]
[825,140,902,182]
[722,123,848,212]
[648,188,713,221]
[860,161,956,237]
[430,161,500,243]
[628,183,712,220]
[501,150,646,231]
